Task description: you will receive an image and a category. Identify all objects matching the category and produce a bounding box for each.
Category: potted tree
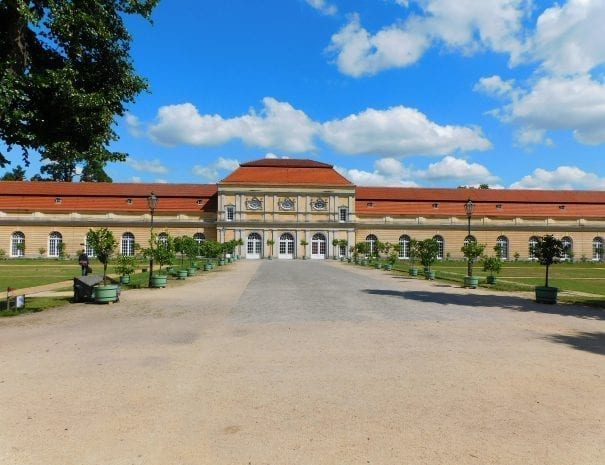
[461,241,486,288]
[86,228,119,303]
[338,239,348,261]
[408,239,419,276]
[266,239,275,260]
[300,239,308,259]
[332,238,340,260]
[418,238,439,280]
[530,235,566,304]
[114,254,136,284]
[482,244,504,284]
[146,232,176,286]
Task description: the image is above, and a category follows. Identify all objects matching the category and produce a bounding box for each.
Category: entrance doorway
[278,233,294,259]
[311,233,326,259]
[247,232,262,259]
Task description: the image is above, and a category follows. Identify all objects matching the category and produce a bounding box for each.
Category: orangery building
[1,158,605,262]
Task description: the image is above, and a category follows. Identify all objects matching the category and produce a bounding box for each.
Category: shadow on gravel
[547,331,605,355]
[363,289,605,321]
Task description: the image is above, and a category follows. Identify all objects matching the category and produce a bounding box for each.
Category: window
[365,234,377,256]
[193,233,205,245]
[339,243,347,257]
[225,205,235,221]
[496,236,509,260]
[433,235,444,260]
[54,197,62,204]
[339,207,348,223]
[529,236,539,260]
[121,232,135,256]
[126,198,133,205]
[463,235,476,246]
[48,231,62,257]
[85,238,96,258]
[432,203,439,209]
[11,231,25,257]
[593,237,603,261]
[247,233,262,256]
[398,235,410,259]
[158,232,168,245]
[279,233,294,256]
[561,236,573,261]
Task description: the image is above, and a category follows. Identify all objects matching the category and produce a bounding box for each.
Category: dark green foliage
[417,238,439,271]
[86,227,117,282]
[1,164,26,180]
[0,0,158,179]
[530,235,566,287]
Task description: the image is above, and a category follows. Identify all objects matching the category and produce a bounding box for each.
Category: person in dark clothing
[79,252,89,276]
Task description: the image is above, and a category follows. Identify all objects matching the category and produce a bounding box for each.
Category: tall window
[193,232,205,245]
[593,237,603,261]
[247,232,262,255]
[121,232,135,256]
[433,235,444,260]
[158,232,168,245]
[463,235,476,246]
[339,243,347,257]
[561,236,573,261]
[496,236,509,260]
[11,231,25,257]
[85,238,96,258]
[529,236,539,260]
[225,205,235,222]
[48,231,62,257]
[398,235,410,259]
[339,207,348,223]
[365,234,377,256]
[279,233,294,256]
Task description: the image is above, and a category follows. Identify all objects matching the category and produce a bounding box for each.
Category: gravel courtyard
[1,260,603,465]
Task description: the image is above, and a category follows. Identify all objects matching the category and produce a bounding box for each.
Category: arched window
[561,236,573,261]
[593,237,603,261]
[279,233,294,258]
[311,233,327,258]
[247,232,262,258]
[11,231,25,257]
[365,234,378,256]
[121,232,135,256]
[48,232,63,257]
[529,236,539,260]
[463,235,476,246]
[158,232,168,245]
[193,232,205,245]
[433,235,444,260]
[398,235,410,259]
[496,236,509,260]
[84,237,96,258]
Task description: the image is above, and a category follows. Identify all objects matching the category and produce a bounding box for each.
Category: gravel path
[1,260,603,465]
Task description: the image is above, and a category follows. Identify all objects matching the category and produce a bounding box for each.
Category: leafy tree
[417,238,439,272]
[461,241,486,277]
[86,228,117,283]
[0,0,159,179]
[1,164,26,180]
[530,235,566,288]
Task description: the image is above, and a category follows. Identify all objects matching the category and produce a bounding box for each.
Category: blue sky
[14,0,605,189]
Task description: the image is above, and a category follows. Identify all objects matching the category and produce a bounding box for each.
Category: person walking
[78,252,90,276]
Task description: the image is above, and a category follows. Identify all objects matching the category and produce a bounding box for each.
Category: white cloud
[130,176,142,183]
[327,1,528,77]
[124,113,143,137]
[305,0,337,15]
[126,158,168,174]
[321,105,492,156]
[523,0,605,75]
[474,75,516,99]
[510,166,605,190]
[264,152,291,159]
[480,74,605,146]
[148,98,319,153]
[335,156,498,187]
[193,157,240,182]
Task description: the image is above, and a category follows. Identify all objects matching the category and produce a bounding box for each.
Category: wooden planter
[486,275,497,285]
[409,268,418,276]
[464,276,479,288]
[187,268,197,276]
[535,286,558,304]
[176,270,188,280]
[94,284,119,303]
[119,275,130,284]
[150,274,168,288]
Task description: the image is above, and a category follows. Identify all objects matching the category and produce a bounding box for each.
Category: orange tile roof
[221,166,353,186]
[0,181,217,213]
[356,187,605,218]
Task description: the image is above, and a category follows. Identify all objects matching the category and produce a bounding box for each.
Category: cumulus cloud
[478,74,605,146]
[305,0,337,15]
[148,98,319,153]
[474,75,516,99]
[124,113,143,137]
[193,157,240,182]
[523,0,605,75]
[322,105,491,156]
[336,156,498,187]
[510,166,605,190]
[126,158,168,174]
[328,1,528,77]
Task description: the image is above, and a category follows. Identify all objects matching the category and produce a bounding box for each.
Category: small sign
[15,295,25,309]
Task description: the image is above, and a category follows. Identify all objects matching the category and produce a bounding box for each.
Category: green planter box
[119,275,130,284]
[177,270,188,279]
[464,276,479,288]
[94,284,119,303]
[150,274,167,288]
[203,263,212,271]
[187,267,197,276]
[409,268,418,276]
[424,270,435,280]
[535,286,558,304]
[384,264,393,271]
[486,275,497,285]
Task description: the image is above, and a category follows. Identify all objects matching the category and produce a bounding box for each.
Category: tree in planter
[408,239,420,272]
[145,232,175,274]
[332,238,340,259]
[530,235,566,303]
[300,239,308,259]
[482,245,504,284]
[266,239,275,259]
[417,238,439,279]
[338,239,348,258]
[86,228,117,284]
[114,254,136,282]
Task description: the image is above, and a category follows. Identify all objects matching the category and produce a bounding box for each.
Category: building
[1,158,604,261]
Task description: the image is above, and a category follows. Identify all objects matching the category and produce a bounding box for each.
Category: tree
[86,228,117,283]
[461,241,486,277]
[0,0,159,179]
[1,164,26,180]
[417,238,439,272]
[530,235,566,288]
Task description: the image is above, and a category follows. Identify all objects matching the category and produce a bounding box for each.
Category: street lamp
[464,199,474,277]
[147,192,158,287]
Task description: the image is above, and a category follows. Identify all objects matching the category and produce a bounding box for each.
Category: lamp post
[147,192,158,288]
[464,199,474,277]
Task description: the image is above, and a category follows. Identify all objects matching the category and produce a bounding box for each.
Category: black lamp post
[464,199,474,277]
[147,192,158,287]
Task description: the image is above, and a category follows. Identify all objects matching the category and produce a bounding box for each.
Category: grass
[0,296,72,317]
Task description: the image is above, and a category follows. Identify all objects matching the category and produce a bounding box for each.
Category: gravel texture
[1,260,603,465]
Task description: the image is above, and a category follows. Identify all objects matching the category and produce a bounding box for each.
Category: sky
[13,0,605,189]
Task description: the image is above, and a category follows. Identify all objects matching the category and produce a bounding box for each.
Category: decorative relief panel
[311,198,327,211]
[245,197,263,210]
[279,197,295,211]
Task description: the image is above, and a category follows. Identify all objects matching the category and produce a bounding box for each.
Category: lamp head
[147,192,158,211]
[464,199,474,217]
